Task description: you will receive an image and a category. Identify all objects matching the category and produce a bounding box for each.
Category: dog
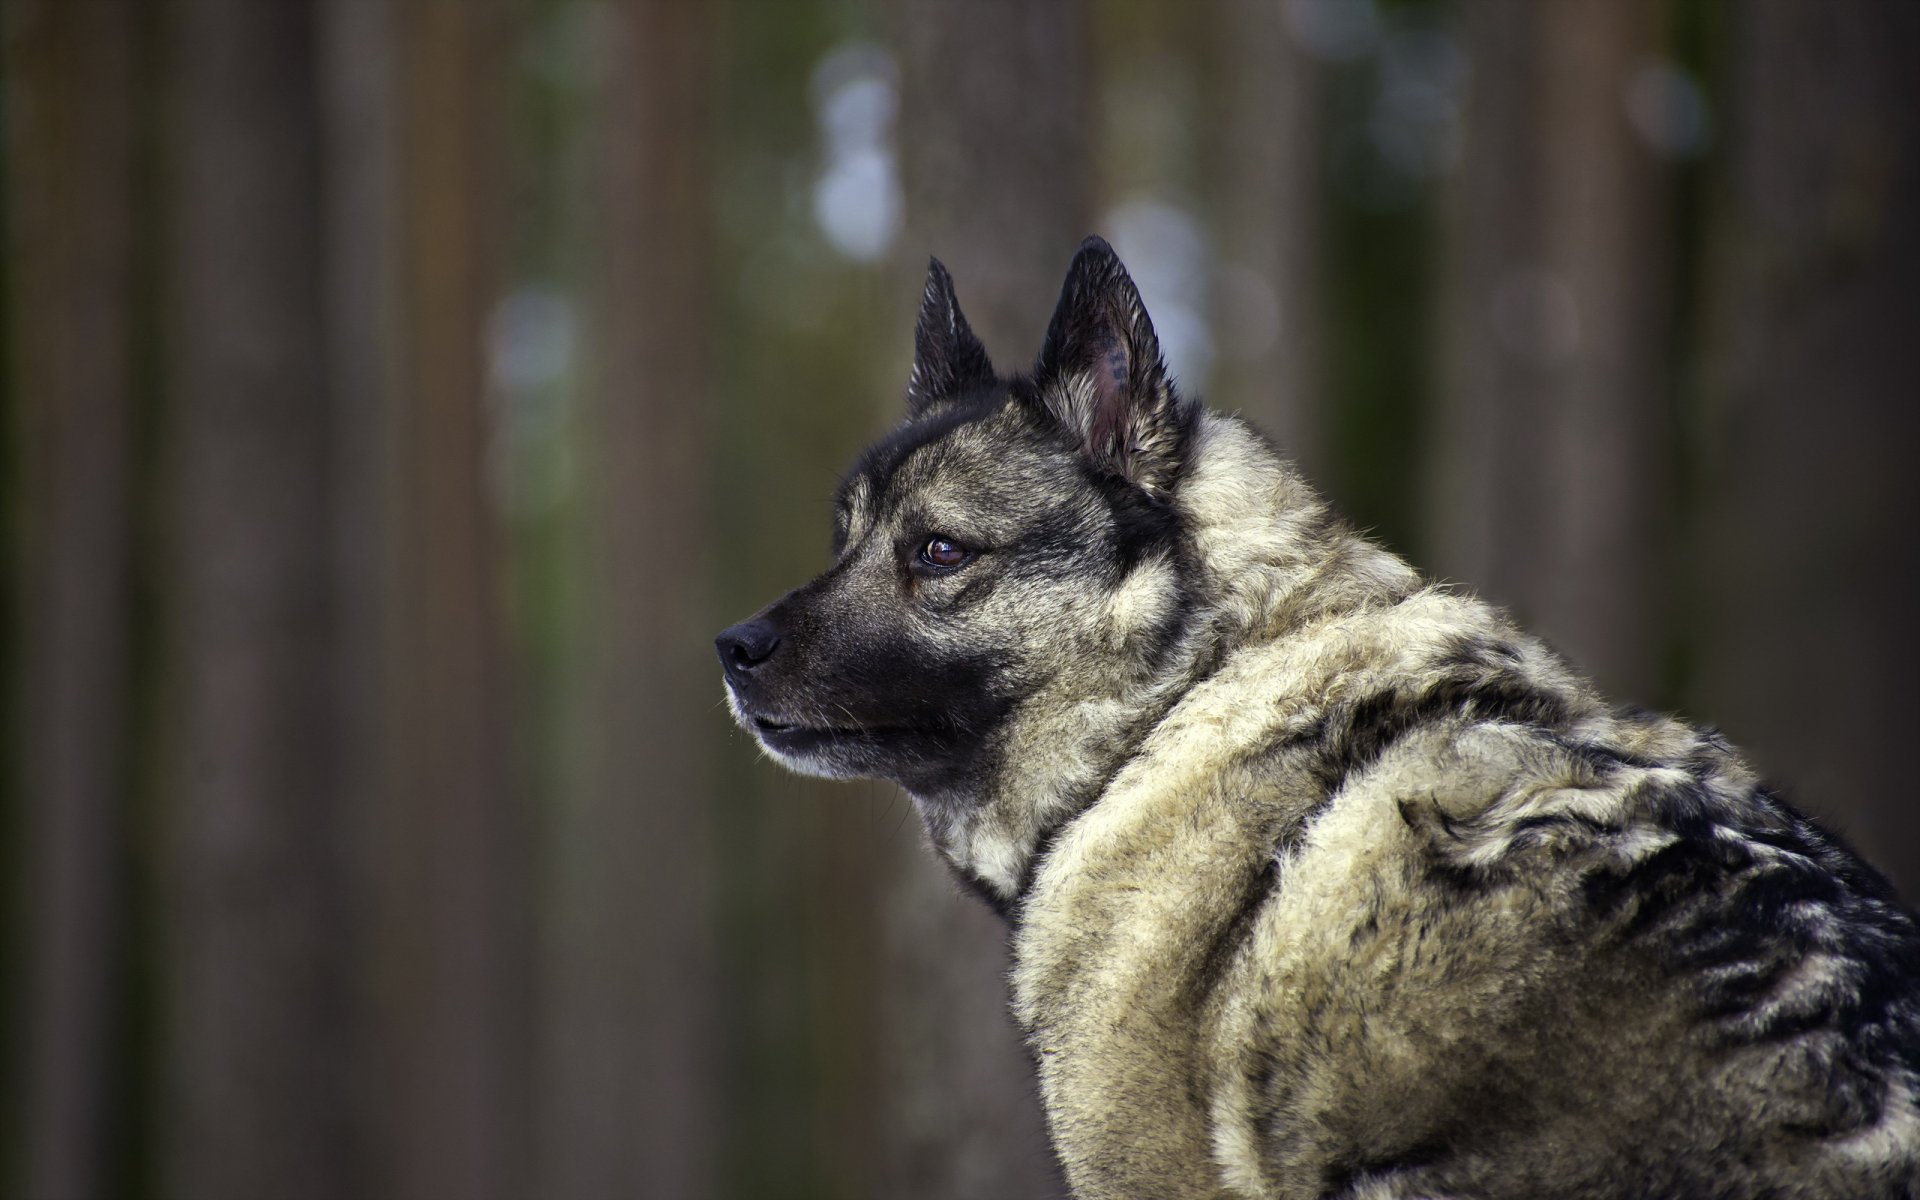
[716,237,1920,1199]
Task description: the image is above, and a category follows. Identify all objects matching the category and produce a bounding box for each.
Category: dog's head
[716,238,1201,805]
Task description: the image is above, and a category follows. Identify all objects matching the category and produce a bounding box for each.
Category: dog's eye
[919,535,973,570]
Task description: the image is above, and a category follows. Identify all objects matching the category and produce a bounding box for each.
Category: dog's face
[717,240,1199,803]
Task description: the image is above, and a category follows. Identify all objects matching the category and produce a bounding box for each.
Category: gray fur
[717,240,1920,1199]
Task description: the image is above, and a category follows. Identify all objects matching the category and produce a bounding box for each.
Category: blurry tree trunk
[1694,1,1920,895]
[1202,0,1328,479]
[315,0,397,1187]
[895,0,1094,355]
[7,2,138,1197]
[534,0,716,1197]
[1432,0,1673,701]
[886,2,1091,1196]
[159,2,359,1197]
[382,2,527,1197]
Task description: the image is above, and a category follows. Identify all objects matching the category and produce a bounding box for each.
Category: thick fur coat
[717,238,1920,1199]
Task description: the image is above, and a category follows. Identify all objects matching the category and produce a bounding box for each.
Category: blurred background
[3,0,1916,1197]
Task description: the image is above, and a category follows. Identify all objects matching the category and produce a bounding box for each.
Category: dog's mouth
[751,715,895,742]
[736,703,942,754]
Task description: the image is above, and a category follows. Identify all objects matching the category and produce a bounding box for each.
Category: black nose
[715,618,781,676]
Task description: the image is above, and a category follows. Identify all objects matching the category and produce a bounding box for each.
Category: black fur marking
[998,495,1121,577]
[1581,837,1717,930]
[1322,1137,1451,1198]
[1395,796,1461,843]
[1297,656,1575,799]
[1081,455,1186,572]
[1550,732,1660,774]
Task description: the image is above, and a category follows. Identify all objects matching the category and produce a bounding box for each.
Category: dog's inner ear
[1032,236,1189,496]
[906,258,997,416]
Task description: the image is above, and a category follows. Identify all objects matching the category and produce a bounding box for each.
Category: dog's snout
[715,618,781,676]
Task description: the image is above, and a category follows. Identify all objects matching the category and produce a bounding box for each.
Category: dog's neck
[1180,417,1422,647]
[913,416,1422,912]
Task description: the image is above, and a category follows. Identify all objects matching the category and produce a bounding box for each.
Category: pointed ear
[1032,236,1192,495]
[906,258,996,415]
